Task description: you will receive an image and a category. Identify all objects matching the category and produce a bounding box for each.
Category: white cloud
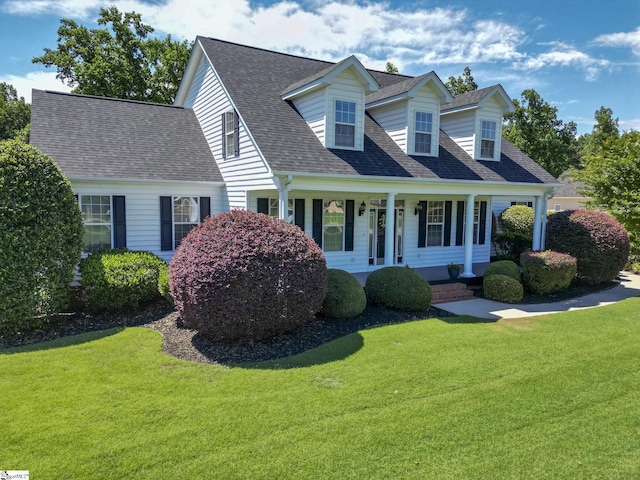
[593,26,640,56]
[514,41,610,81]
[0,71,72,102]
[619,117,640,132]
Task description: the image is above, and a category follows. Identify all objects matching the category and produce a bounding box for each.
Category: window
[323,199,345,251]
[414,111,433,154]
[173,197,199,248]
[463,202,481,245]
[480,120,496,159]
[426,201,444,246]
[511,201,533,208]
[80,195,112,253]
[268,198,294,223]
[222,110,238,158]
[334,100,356,147]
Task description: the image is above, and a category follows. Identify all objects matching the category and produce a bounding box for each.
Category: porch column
[384,192,396,266]
[532,195,544,251]
[540,194,549,250]
[461,194,476,278]
[276,176,291,221]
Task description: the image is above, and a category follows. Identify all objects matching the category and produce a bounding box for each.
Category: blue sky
[1,0,638,134]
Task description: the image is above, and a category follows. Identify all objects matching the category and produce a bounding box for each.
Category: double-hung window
[80,195,112,253]
[221,110,239,158]
[463,202,481,245]
[173,196,199,248]
[480,120,496,159]
[334,100,356,148]
[414,111,433,154]
[426,201,445,246]
[267,198,294,223]
[323,199,345,251]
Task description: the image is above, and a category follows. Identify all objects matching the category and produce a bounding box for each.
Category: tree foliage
[503,89,580,178]
[578,106,620,157]
[0,140,83,334]
[0,83,31,141]
[445,66,478,96]
[385,61,399,74]
[33,6,191,104]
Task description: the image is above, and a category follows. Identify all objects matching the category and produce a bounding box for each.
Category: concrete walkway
[436,272,640,320]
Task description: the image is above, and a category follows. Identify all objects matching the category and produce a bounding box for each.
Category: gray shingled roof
[555,171,587,197]
[365,73,433,105]
[30,90,223,183]
[198,37,556,185]
[441,85,497,112]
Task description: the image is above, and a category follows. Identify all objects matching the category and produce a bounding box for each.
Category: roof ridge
[39,89,185,109]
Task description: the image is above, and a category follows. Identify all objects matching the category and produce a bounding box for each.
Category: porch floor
[351,262,491,286]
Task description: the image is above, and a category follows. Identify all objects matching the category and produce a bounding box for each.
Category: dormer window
[480,120,496,159]
[335,100,356,147]
[415,111,433,154]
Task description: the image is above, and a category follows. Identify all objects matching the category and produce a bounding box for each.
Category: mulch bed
[0,278,621,365]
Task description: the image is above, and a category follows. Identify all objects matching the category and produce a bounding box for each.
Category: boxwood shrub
[0,140,83,335]
[520,250,577,295]
[320,269,366,319]
[545,209,630,284]
[169,210,327,341]
[492,231,532,263]
[365,266,432,311]
[499,205,535,237]
[79,249,167,311]
[483,260,521,282]
[483,274,523,303]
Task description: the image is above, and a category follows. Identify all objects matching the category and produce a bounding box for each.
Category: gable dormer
[365,72,453,157]
[282,56,378,151]
[440,85,514,161]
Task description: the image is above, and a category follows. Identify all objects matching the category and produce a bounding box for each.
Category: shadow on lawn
[1,327,123,354]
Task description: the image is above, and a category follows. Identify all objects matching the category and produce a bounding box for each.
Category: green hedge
[484,260,521,282]
[499,205,535,237]
[520,250,577,295]
[79,249,167,311]
[321,269,367,319]
[365,266,432,311]
[483,274,523,303]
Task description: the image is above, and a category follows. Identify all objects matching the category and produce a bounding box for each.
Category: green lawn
[2,299,639,479]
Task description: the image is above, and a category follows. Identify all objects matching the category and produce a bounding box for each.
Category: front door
[369,200,404,266]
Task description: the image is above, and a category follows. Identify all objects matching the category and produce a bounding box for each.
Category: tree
[578,106,620,157]
[33,6,191,104]
[0,83,30,141]
[503,89,580,178]
[0,140,83,334]
[445,66,478,95]
[575,131,640,242]
[385,61,399,74]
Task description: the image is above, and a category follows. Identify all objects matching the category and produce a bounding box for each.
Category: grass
[2,299,640,479]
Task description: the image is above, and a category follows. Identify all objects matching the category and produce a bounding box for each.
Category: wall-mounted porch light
[358,201,367,216]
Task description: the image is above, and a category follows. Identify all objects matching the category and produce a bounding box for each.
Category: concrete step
[431,282,477,304]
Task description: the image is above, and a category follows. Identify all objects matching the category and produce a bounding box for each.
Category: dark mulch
[0,278,621,365]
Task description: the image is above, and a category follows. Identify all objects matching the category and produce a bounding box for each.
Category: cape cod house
[30,36,558,278]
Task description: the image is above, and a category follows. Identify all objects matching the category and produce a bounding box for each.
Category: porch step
[431,282,477,304]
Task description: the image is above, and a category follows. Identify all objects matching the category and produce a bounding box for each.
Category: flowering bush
[545,209,629,284]
[169,210,327,341]
[520,250,577,295]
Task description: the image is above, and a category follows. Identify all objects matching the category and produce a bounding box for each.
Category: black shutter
[456,201,465,246]
[257,198,269,214]
[417,200,427,248]
[478,201,487,245]
[312,199,323,247]
[233,111,240,157]
[200,197,211,222]
[345,200,354,251]
[112,195,126,249]
[444,201,453,247]
[294,199,305,230]
[221,113,226,159]
[160,196,173,251]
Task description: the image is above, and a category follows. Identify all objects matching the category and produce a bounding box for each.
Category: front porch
[351,261,491,285]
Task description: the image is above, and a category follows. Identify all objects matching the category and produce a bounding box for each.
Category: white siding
[292,89,327,146]
[183,55,275,210]
[72,180,224,263]
[326,68,366,151]
[368,102,408,152]
[408,91,441,156]
[475,97,504,161]
[440,110,476,158]
[492,196,534,217]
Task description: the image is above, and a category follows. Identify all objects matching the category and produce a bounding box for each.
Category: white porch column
[540,194,549,250]
[384,192,396,266]
[276,176,292,221]
[532,195,544,251]
[461,194,476,278]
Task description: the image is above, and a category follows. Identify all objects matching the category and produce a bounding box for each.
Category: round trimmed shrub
[169,210,327,341]
[365,266,432,311]
[321,269,366,319]
[483,260,521,282]
[483,274,523,303]
[79,249,167,311]
[520,250,577,295]
[499,205,535,237]
[545,209,630,284]
[0,140,83,335]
